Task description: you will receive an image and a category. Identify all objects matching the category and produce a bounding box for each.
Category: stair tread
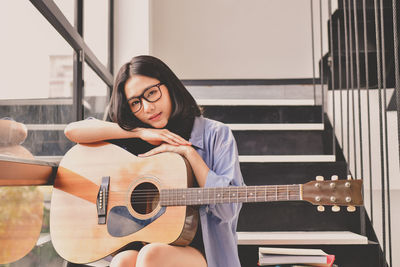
[197,99,315,106]
[227,123,324,130]
[239,155,336,162]
[237,231,368,245]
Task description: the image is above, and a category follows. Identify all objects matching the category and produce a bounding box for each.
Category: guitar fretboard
[160,185,302,206]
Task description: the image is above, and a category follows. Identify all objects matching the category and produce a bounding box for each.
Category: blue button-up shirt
[189,116,245,267]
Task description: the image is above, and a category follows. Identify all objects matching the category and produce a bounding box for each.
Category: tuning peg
[331,175,338,181]
[347,206,356,212]
[317,205,325,212]
[347,175,353,180]
[316,176,324,181]
[332,205,340,212]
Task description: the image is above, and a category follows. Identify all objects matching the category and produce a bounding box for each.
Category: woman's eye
[147,89,157,97]
[131,100,140,107]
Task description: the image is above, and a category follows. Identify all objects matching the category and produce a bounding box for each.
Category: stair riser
[240,162,348,184]
[234,131,333,155]
[237,202,361,232]
[202,106,322,123]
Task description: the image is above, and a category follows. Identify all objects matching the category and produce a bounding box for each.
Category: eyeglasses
[127,83,163,113]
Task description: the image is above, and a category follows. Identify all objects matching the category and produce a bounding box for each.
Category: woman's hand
[135,128,191,146]
[138,143,193,158]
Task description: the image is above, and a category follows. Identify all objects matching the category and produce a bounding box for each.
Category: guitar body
[50,142,198,264]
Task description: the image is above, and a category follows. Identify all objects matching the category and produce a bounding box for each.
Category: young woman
[64,55,244,267]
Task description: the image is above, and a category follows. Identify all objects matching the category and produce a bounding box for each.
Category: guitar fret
[238,187,246,203]
[161,185,301,206]
[264,186,267,202]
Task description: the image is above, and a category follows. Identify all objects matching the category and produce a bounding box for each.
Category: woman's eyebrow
[127,83,159,101]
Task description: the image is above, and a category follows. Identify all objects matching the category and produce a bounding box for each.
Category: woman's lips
[149,112,162,121]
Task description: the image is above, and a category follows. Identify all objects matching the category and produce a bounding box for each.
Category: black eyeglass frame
[127,82,164,113]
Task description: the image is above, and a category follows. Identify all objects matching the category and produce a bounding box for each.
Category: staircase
[185,80,383,267]
[0,80,385,266]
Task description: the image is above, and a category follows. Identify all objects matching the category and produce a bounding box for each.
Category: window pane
[83,63,109,120]
[53,0,74,26]
[0,2,73,265]
[84,0,108,66]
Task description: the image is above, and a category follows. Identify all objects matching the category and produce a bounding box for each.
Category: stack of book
[258,247,335,267]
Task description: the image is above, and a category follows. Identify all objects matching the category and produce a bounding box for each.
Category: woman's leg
[110,250,139,267]
[110,243,207,267]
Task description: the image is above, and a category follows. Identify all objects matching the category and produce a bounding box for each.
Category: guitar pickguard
[107,206,166,237]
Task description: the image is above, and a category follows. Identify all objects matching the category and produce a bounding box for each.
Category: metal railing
[310,0,400,266]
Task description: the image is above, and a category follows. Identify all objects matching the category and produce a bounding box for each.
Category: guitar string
[124,196,303,205]
[107,185,302,193]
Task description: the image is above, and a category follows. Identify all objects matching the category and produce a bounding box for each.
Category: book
[258,247,335,266]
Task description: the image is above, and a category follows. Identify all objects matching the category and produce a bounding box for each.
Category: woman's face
[124,75,172,129]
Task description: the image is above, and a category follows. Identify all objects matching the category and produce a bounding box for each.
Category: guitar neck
[160,185,302,206]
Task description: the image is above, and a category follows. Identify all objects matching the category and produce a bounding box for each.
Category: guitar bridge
[96,176,110,224]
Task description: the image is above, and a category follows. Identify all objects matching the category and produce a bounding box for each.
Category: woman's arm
[64,118,192,146]
[64,119,138,143]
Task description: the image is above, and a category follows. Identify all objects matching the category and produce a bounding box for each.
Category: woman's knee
[110,250,138,267]
[136,243,168,267]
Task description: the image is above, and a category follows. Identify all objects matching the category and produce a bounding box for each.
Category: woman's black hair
[109,55,201,140]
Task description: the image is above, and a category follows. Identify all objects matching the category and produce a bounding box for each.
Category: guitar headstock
[302,175,363,212]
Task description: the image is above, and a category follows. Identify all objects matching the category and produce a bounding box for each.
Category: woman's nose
[142,99,155,112]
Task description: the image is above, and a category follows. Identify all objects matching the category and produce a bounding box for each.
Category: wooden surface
[0,151,57,186]
[50,142,190,264]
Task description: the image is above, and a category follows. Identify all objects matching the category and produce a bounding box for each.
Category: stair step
[186,84,317,100]
[237,231,368,245]
[203,105,322,124]
[197,99,314,106]
[239,243,381,267]
[234,130,333,155]
[239,155,336,162]
[237,201,360,232]
[240,162,348,184]
[227,123,324,131]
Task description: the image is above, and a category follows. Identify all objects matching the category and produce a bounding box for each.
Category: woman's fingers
[138,143,188,157]
[138,128,191,146]
[161,131,191,146]
[139,144,168,157]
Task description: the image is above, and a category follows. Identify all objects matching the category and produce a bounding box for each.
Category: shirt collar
[189,116,205,150]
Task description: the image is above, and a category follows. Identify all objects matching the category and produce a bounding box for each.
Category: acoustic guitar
[50,142,363,264]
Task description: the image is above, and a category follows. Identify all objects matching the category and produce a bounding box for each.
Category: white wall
[147,0,333,79]
[0,1,109,100]
[114,0,150,75]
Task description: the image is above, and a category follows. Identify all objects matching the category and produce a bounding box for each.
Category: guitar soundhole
[131,182,159,215]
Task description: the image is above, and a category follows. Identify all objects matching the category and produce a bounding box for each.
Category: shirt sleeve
[204,124,245,222]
